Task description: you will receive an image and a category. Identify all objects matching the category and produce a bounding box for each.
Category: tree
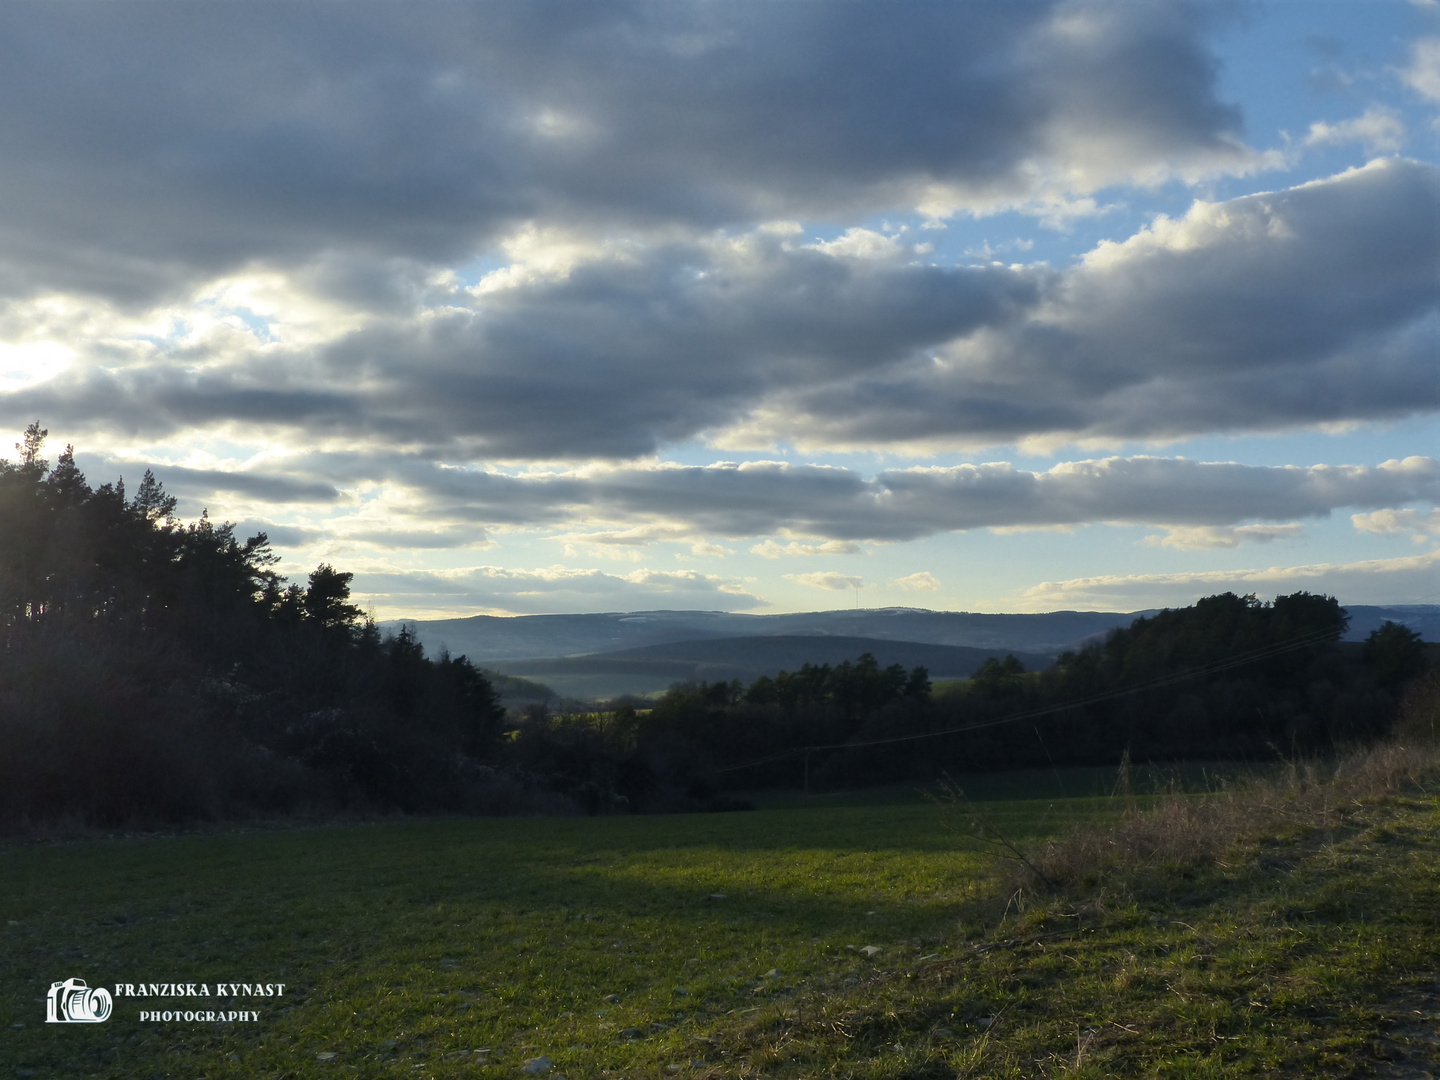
[971,654,1025,695]
[1363,620,1426,687]
[131,469,177,523]
[303,564,364,630]
[16,421,46,469]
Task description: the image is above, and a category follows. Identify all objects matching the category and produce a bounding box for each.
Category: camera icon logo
[46,978,112,1023]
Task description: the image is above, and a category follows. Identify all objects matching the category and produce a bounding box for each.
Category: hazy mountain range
[386,605,1440,701]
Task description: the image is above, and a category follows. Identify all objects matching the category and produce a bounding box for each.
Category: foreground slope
[4,737,1438,1078]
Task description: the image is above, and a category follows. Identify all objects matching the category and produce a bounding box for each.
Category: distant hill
[387,607,1153,663]
[385,603,1440,701]
[1341,604,1440,642]
[476,669,560,707]
[494,634,1055,700]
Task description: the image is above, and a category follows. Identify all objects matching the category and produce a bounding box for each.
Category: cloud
[36,439,1440,559]
[516,454,1440,543]
[1399,36,1440,102]
[556,524,698,547]
[6,160,1432,463]
[86,458,341,504]
[6,230,1042,459]
[352,564,765,618]
[1021,548,1440,611]
[0,3,1423,624]
[0,2,1253,308]
[1142,524,1304,549]
[128,452,1440,551]
[737,160,1440,451]
[345,527,494,552]
[229,522,317,549]
[751,539,863,558]
[1352,508,1440,541]
[786,571,864,592]
[894,571,941,591]
[1303,107,1405,154]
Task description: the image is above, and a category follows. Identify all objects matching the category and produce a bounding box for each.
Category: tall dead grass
[1014,671,1440,895]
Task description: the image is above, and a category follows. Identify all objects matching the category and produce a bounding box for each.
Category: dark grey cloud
[326,237,1041,458]
[87,460,342,504]
[0,1,1246,305]
[61,451,337,508]
[229,522,317,549]
[8,235,1041,458]
[15,353,363,444]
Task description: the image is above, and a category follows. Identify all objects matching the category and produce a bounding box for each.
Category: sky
[1,0,1437,620]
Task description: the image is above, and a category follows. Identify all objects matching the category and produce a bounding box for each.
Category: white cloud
[1400,37,1440,102]
[807,228,914,261]
[0,341,71,391]
[1352,507,1440,542]
[751,539,862,558]
[352,563,765,618]
[1303,107,1406,154]
[786,571,864,592]
[554,524,696,548]
[1143,524,1304,550]
[893,571,941,592]
[1021,548,1440,611]
[689,539,734,558]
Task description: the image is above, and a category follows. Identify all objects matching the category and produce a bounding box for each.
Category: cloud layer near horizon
[351,564,763,618]
[1023,548,1440,611]
[90,452,1440,550]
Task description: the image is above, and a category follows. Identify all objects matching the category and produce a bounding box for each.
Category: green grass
[0,790,1104,1078]
[3,769,1437,1079]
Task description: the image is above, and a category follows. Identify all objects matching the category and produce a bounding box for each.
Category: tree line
[514,593,1429,806]
[0,424,518,827]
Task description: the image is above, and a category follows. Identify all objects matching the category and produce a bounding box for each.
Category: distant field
[0,785,1111,1078]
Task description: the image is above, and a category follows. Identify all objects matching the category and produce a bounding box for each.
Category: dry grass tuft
[1397,664,1440,743]
[1013,679,1440,896]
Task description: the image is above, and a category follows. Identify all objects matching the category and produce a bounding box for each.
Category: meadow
[0,784,1097,1078]
[3,758,1438,1079]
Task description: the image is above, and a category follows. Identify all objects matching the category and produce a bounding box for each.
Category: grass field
[2,763,1438,1079]
[0,787,1102,1079]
